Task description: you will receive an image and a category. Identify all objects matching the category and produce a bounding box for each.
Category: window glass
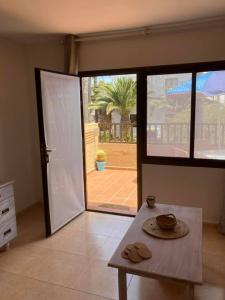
[147,73,192,157]
[194,71,225,160]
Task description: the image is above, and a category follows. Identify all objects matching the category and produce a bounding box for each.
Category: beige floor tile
[74,258,132,299]
[90,236,122,260]
[20,250,89,288]
[127,276,185,300]
[65,213,115,236]
[37,227,109,257]
[195,283,225,300]
[0,243,89,288]
[110,220,133,238]
[10,203,46,248]
[0,270,110,300]
[128,276,225,300]
[0,243,54,274]
[203,223,225,257]
[87,211,133,223]
[203,251,225,286]
[1,205,225,300]
[78,218,115,236]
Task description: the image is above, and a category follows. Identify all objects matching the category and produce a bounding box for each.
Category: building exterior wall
[84,123,99,173]
[99,143,136,169]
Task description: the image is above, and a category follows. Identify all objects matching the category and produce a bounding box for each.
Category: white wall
[79,24,225,70]
[142,164,225,223]
[25,42,65,204]
[0,39,65,212]
[0,37,38,212]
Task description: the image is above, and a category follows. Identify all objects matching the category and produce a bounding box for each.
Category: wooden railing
[147,123,225,146]
[195,123,225,146]
[98,122,136,143]
[147,123,190,145]
[98,122,225,145]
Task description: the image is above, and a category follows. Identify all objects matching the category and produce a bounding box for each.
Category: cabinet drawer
[0,184,14,203]
[0,217,17,247]
[0,197,15,225]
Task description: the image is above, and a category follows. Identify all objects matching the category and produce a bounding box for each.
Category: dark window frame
[79,60,225,168]
[142,63,225,168]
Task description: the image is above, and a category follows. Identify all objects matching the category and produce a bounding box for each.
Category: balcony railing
[98,122,225,146]
[147,123,225,146]
[147,123,190,145]
[98,122,136,143]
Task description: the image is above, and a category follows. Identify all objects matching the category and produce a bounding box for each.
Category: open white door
[36,70,85,236]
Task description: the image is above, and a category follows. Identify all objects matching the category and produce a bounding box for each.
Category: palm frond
[88,77,136,118]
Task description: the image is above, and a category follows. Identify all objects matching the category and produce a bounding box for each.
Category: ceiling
[0,0,225,42]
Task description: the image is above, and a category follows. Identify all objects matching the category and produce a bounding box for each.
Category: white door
[36,70,85,236]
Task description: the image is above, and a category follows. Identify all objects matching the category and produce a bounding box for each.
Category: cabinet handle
[4,228,11,236]
[2,208,9,215]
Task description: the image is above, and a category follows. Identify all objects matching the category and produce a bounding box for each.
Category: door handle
[40,145,55,165]
[45,147,56,164]
[46,147,56,153]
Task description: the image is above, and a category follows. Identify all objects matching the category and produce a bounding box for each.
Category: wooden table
[108,203,202,300]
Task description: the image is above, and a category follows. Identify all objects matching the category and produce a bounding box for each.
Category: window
[145,67,225,167]
[194,71,225,160]
[80,61,225,168]
[147,73,192,158]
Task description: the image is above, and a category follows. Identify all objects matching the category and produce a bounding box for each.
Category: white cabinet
[0,182,17,249]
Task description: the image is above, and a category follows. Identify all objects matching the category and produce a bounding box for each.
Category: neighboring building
[147,73,191,123]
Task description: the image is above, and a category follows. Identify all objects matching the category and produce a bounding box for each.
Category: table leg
[118,269,127,300]
[186,284,194,300]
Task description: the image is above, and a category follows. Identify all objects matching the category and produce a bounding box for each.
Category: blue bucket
[96,161,106,171]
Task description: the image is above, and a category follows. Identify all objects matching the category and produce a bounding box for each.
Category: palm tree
[88,77,136,124]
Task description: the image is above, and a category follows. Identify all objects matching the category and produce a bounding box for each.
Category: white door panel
[40,71,85,234]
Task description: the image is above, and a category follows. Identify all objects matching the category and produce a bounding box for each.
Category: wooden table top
[108,203,202,285]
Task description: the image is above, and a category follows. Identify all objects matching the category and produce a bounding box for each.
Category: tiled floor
[87,169,137,215]
[0,203,225,299]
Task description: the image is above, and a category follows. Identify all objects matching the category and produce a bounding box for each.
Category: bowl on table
[156,214,177,230]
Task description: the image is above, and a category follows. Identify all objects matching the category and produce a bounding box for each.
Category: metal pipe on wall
[73,16,225,43]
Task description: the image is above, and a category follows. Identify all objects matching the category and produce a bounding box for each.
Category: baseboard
[86,166,137,172]
[203,220,218,225]
[106,166,137,171]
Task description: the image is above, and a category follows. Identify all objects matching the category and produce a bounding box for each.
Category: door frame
[35,67,143,233]
[79,69,143,214]
[35,68,87,236]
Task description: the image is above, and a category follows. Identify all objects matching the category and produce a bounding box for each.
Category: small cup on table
[146,195,156,208]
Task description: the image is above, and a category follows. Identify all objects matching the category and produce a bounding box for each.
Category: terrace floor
[86,169,137,215]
